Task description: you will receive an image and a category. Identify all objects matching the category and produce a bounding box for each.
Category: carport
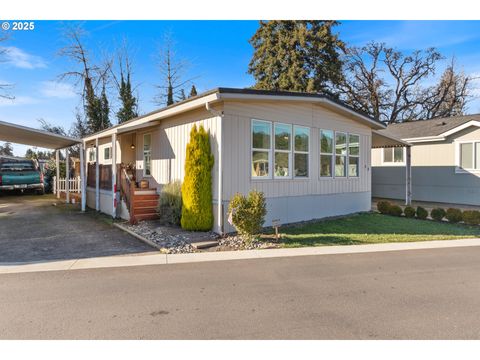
[372,129,412,205]
[0,120,86,211]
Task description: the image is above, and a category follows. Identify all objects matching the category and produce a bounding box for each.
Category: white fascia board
[403,120,480,144]
[82,93,221,142]
[403,136,446,143]
[439,120,480,137]
[218,93,386,130]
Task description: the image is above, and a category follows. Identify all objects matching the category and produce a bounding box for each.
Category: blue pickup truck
[0,156,45,195]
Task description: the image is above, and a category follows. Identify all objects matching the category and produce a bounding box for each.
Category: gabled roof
[381,114,480,141]
[83,87,385,141]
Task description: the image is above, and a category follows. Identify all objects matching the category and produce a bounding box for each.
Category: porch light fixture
[130,133,135,150]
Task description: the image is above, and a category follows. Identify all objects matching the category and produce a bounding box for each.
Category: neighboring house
[372,114,480,206]
[82,87,402,234]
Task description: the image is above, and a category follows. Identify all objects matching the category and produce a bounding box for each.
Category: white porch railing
[53,176,82,193]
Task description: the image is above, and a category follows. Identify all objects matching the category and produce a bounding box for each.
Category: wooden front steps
[131,192,159,223]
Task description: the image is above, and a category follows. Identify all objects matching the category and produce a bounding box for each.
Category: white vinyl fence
[53,176,82,193]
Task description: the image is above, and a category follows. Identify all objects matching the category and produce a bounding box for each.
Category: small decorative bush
[403,206,416,218]
[388,205,403,217]
[416,206,428,220]
[157,181,182,225]
[228,190,267,236]
[430,208,446,222]
[377,201,391,214]
[445,208,463,223]
[462,210,480,225]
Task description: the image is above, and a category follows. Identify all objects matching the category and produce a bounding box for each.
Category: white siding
[222,100,373,201]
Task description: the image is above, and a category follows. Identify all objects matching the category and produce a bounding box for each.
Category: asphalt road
[2,246,480,339]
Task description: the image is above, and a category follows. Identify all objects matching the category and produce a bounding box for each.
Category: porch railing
[119,167,136,223]
[53,176,82,193]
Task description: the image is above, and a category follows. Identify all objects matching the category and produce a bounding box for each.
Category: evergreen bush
[416,206,428,220]
[157,180,182,225]
[181,125,214,231]
[463,210,480,225]
[445,208,463,223]
[228,190,267,236]
[388,204,403,217]
[430,208,446,222]
[377,200,391,214]
[403,206,416,218]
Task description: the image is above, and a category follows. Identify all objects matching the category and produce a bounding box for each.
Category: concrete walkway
[2,237,480,274]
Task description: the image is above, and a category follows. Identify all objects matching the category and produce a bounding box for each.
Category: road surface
[1,246,480,339]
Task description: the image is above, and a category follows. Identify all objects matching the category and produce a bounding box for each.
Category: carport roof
[0,120,80,149]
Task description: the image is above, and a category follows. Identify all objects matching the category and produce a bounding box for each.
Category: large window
[88,148,96,162]
[383,147,404,164]
[335,132,347,177]
[348,134,360,177]
[251,119,310,179]
[274,123,291,178]
[294,126,309,177]
[458,141,480,171]
[252,120,271,178]
[320,130,334,177]
[143,133,151,176]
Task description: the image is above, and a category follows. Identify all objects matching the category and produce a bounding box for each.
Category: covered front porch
[83,122,160,223]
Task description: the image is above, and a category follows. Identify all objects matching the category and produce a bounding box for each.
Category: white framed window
[88,148,96,162]
[382,147,405,165]
[320,129,334,177]
[104,146,111,160]
[143,133,152,177]
[348,134,360,177]
[274,123,292,178]
[335,131,347,177]
[251,119,272,178]
[294,126,309,178]
[456,140,480,173]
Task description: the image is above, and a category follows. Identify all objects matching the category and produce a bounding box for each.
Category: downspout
[206,101,224,235]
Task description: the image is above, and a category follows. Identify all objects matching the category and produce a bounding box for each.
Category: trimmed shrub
[388,205,403,217]
[430,208,446,222]
[463,210,480,225]
[403,206,416,218]
[377,201,391,214]
[416,206,428,220]
[228,190,267,236]
[181,125,214,231]
[445,208,463,223]
[157,181,182,226]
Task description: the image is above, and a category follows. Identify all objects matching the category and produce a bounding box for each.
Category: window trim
[293,125,310,179]
[455,140,480,174]
[348,133,360,178]
[320,129,334,178]
[381,147,406,166]
[334,131,347,178]
[143,133,152,178]
[104,146,112,161]
[251,119,273,180]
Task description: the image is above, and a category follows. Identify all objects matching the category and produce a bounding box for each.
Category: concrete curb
[2,238,480,275]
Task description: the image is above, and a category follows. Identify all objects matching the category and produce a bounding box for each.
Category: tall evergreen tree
[99,83,111,130]
[177,89,186,102]
[248,20,345,96]
[0,142,13,156]
[116,71,138,123]
[189,85,197,97]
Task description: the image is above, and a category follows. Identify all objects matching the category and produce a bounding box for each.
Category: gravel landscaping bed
[120,220,280,253]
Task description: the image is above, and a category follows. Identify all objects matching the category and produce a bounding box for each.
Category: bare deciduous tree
[336,42,471,123]
[0,34,14,100]
[154,33,195,106]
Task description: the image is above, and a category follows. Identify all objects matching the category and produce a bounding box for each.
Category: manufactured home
[82,88,405,234]
[373,115,480,206]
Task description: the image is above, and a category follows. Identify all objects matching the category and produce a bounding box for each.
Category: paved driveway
[0,194,155,263]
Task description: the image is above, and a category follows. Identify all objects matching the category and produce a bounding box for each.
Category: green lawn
[275,213,480,248]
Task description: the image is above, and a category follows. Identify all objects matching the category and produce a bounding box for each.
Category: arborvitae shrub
[463,210,480,225]
[377,201,391,214]
[181,125,214,231]
[403,206,416,218]
[388,205,403,217]
[416,206,428,220]
[430,208,446,222]
[445,208,463,223]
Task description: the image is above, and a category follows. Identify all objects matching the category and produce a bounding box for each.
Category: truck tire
[36,188,45,195]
